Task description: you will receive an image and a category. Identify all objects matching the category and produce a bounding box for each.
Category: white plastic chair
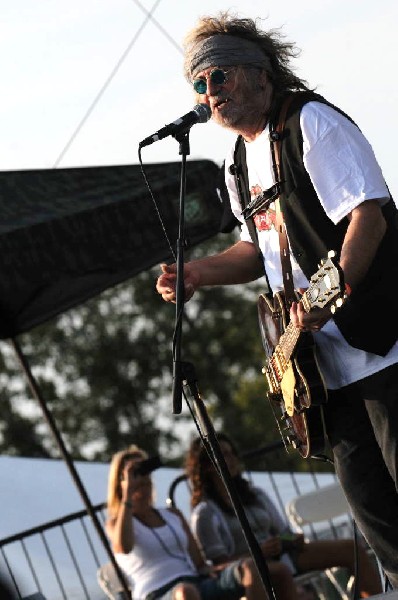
[286,482,357,600]
[286,482,351,532]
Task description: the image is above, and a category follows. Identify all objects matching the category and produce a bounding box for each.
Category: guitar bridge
[280,413,302,447]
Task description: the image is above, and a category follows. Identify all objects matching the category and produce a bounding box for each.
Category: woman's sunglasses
[192,68,231,95]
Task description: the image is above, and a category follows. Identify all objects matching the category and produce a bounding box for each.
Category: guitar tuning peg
[330,304,336,314]
[335,298,344,308]
[328,250,336,258]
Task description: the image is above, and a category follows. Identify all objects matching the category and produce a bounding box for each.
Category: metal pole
[10,337,131,600]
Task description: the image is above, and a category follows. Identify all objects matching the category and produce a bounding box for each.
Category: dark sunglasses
[192,68,231,94]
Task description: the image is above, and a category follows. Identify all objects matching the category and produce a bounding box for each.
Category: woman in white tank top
[106,445,265,600]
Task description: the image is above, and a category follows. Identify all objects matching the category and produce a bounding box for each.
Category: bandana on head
[189,34,271,78]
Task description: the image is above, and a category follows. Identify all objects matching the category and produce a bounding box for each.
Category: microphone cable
[138,146,177,263]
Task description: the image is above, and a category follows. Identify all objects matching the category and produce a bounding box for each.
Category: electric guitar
[258,251,346,458]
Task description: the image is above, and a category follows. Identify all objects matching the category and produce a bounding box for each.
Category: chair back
[166,473,191,509]
[286,482,351,530]
[97,562,130,600]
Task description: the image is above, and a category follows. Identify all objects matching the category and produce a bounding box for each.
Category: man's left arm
[291,199,387,330]
[339,199,387,291]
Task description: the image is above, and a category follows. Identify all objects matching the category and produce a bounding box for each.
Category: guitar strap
[269,95,296,307]
[232,135,273,297]
[231,94,296,303]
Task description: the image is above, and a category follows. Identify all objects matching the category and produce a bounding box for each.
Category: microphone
[139,104,212,148]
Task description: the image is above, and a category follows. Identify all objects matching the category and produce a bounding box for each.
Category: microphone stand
[169,131,276,599]
[171,128,190,415]
[182,361,276,600]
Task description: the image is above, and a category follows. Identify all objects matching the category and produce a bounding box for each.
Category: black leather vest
[234,91,398,356]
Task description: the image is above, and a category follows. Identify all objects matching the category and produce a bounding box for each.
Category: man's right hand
[156,262,199,303]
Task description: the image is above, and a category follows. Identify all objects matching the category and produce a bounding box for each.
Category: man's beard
[214,101,263,131]
[212,82,266,131]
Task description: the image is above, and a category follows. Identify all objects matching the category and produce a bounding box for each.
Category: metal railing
[0,502,108,600]
[0,441,346,600]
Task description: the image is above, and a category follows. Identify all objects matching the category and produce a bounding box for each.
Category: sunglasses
[192,68,232,95]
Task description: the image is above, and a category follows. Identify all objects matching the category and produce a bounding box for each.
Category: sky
[1,0,398,199]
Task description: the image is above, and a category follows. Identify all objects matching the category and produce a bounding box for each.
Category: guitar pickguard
[280,361,295,416]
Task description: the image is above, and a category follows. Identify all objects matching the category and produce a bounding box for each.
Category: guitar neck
[264,252,344,389]
[277,320,301,363]
[276,290,312,363]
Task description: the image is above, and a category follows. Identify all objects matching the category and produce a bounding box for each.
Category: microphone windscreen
[194,103,212,123]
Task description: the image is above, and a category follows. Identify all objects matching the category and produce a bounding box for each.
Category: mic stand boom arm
[181,360,277,600]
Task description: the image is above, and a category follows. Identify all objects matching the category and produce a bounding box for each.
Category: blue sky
[1,0,397,199]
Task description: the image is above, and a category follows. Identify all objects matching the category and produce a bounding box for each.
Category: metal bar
[40,532,67,600]
[308,462,322,489]
[0,503,105,547]
[21,539,42,594]
[266,466,288,515]
[289,469,302,496]
[1,547,22,598]
[61,525,90,599]
[80,517,101,568]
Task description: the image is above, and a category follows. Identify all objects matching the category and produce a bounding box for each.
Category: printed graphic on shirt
[250,184,276,231]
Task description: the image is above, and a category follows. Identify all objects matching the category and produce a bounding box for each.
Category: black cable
[350,519,360,600]
[310,454,334,465]
[138,147,176,262]
[130,0,183,55]
[384,573,393,593]
[54,0,163,167]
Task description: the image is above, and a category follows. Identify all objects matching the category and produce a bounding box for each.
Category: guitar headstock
[302,251,346,313]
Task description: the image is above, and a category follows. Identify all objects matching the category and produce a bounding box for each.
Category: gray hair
[183,12,311,94]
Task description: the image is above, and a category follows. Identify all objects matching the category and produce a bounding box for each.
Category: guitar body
[258,292,326,458]
[257,253,345,458]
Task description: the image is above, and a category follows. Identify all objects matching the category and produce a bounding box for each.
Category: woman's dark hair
[186,432,258,511]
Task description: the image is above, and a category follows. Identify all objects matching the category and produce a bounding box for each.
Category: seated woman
[106,444,265,599]
[185,433,383,600]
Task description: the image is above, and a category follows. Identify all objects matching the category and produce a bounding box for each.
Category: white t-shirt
[225,101,398,389]
[115,508,197,599]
